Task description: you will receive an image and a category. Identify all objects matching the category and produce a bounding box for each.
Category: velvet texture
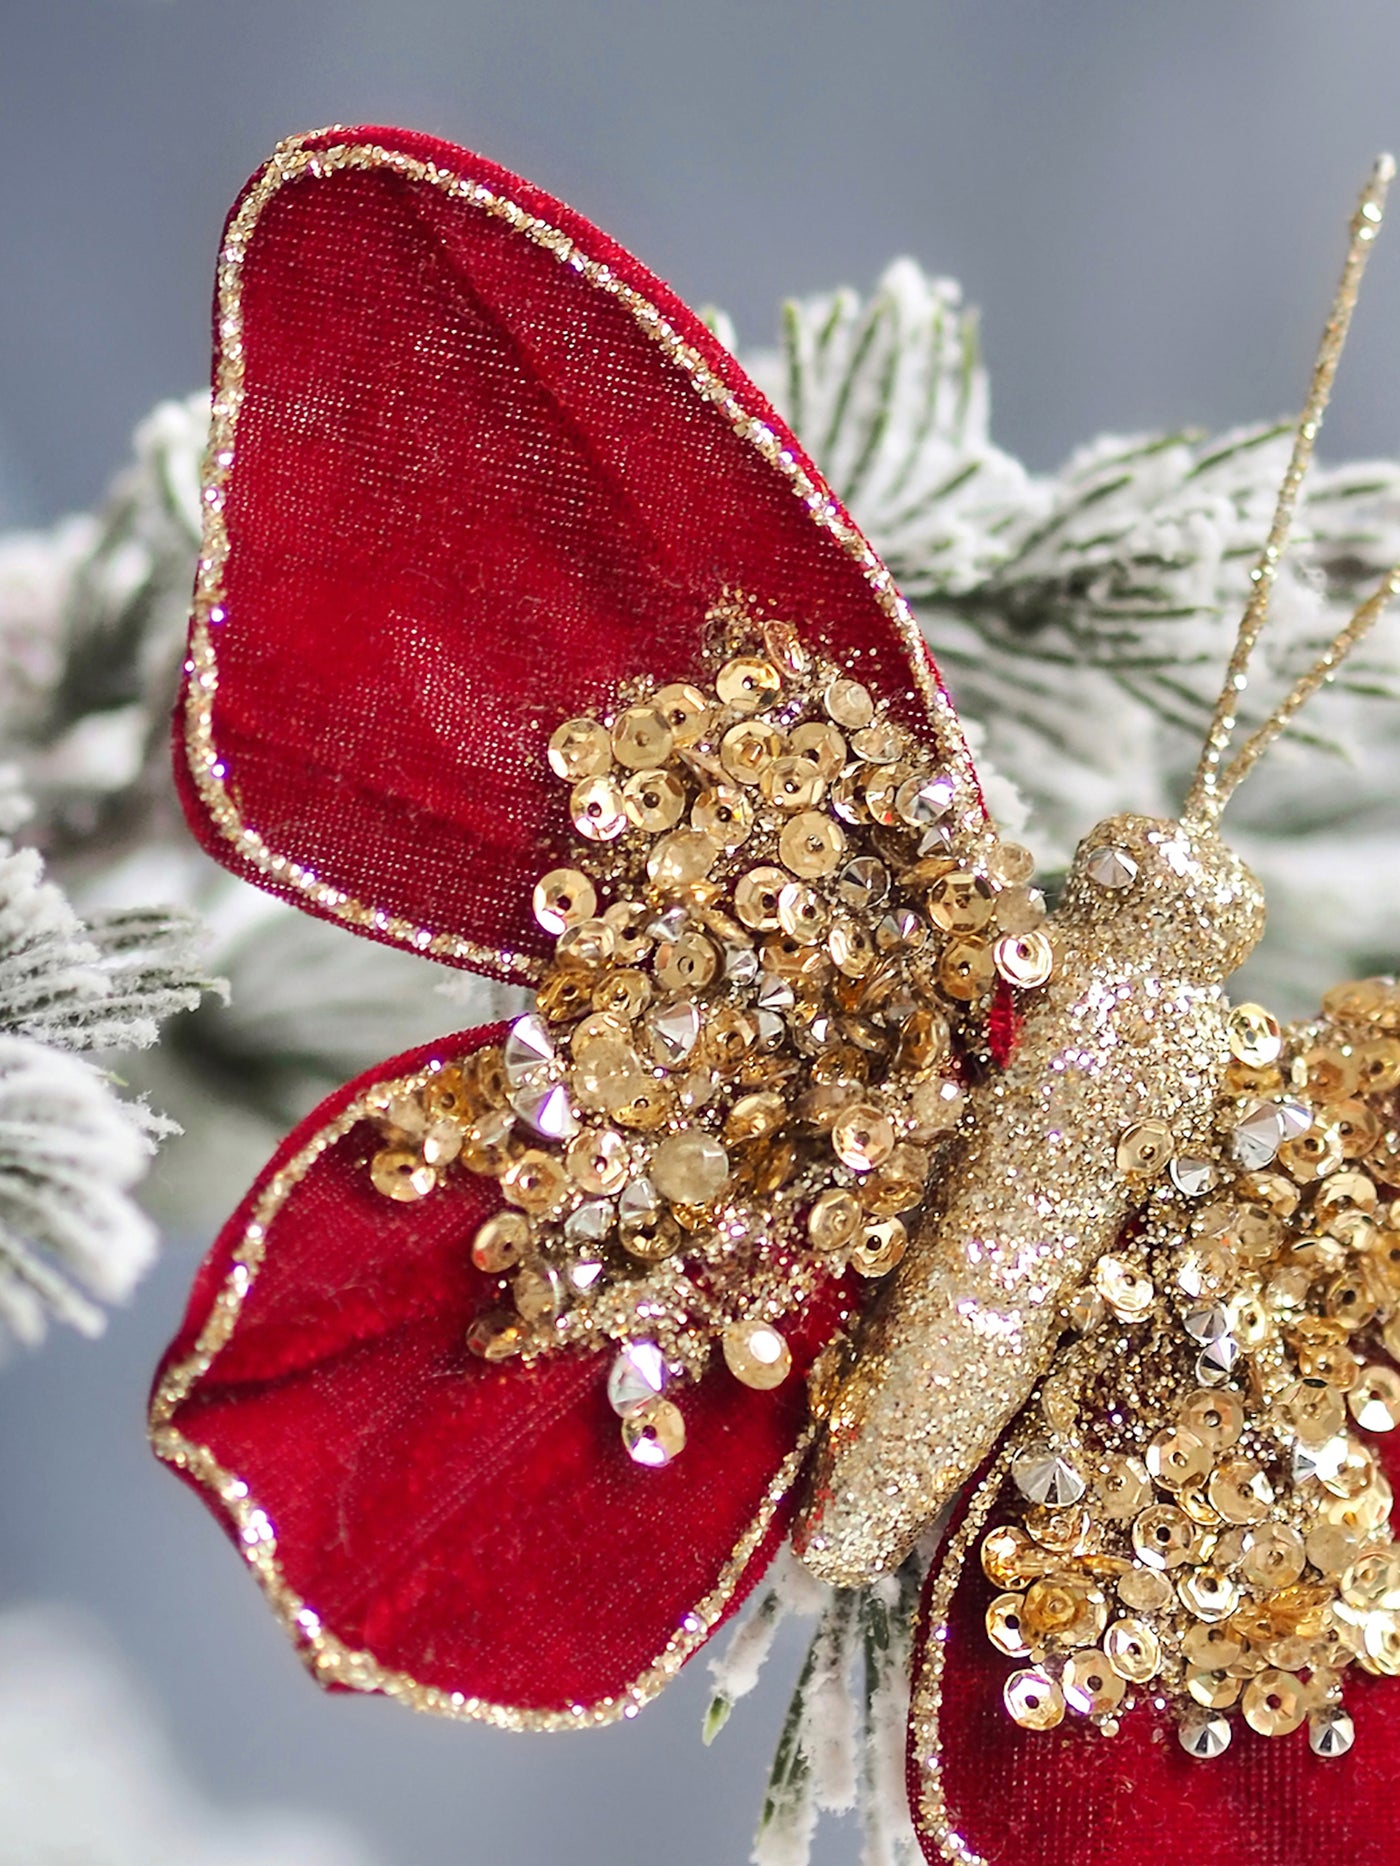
[178,123,962,979]
[158,1024,849,1713]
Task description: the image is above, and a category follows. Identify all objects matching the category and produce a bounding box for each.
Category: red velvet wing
[151,1023,850,1722]
[181,124,982,984]
[907,1448,1400,1866]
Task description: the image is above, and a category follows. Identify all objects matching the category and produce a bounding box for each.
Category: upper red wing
[151,1022,850,1721]
[180,124,982,983]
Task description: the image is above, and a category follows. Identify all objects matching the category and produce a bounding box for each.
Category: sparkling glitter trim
[149,1057,813,1731]
[908,1449,1016,1866]
[183,131,988,985]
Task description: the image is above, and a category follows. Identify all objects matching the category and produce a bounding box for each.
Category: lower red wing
[152,1024,845,1721]
[906,1457,1400,1866]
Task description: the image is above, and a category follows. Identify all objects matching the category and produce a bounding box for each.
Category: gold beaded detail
[364,607,1044,1460]
[966,978,1400,1757]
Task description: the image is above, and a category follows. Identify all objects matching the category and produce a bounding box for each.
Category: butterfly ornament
[152,128,1400,1864]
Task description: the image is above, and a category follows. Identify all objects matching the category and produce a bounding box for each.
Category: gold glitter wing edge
[184,128,990,987]
[149,1057,815,1732]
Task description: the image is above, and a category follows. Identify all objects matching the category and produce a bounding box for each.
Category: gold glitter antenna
[1184,153,1398,826]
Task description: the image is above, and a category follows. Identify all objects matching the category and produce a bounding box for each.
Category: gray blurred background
[1,3,1399,1863]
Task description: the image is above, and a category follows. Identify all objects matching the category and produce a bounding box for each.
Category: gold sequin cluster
[977,980,1400,1762]
[368,613,1046,1467]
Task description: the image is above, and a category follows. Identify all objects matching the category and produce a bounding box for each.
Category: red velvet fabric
[179,124,970,978]
[158,1024,850,1712]
[910,1448,1400,1866]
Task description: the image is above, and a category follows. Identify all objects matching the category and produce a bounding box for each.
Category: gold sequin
[611,705,674,769]
[1063,1648,1126,1716]
[779,811,847,879]
[722,1320,792,1389]
[471,1210,529,1272]
[849,1218,908,1277]
[1208,1458,1274,1525]
[646,828,720,889]
[927,871,994,935]
[761,755,824,811]
[1003,1667,1065,1731]
[823,676,874,729]
[789,720,846,777]
[652,681,710,744]
[993,931,1055,989]
[466,1310,527,1361]
[985,1593,1031,1657]
[1349,1364,1400,1431]
[937,940,995,1001]
[1132,1505,1197,1569]
[1146,1427,1211,1491]
[532,867,598,935]
[720,719,781,785]
[623,767,687,831]
[734,866,788,930]
[1104,1616,1161,1682]
[571,775,628,841]
[691,785,753,847]
[714,655,780,713]
[1116,1118,1174,1177]
[370,1149,436,1201]
[1228,1002,1284,1068]
[1180,1389,1244,1450]
[1096,1455,1152,1520]
[832,1104,896,1173]
[1242,1669,1308,1737]
[548,717,611,780]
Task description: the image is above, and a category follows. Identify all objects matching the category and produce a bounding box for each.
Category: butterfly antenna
[1184,153,1394,827]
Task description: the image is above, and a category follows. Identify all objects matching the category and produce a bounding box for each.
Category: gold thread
[149,1057,813,1730]
[908,1448,1015,1866]
[185,134,989,983]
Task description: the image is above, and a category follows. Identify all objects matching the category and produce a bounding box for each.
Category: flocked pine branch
[707,1552,924,1866]
[0,785,210,1348]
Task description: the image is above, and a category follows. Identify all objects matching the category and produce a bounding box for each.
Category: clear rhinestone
[1195,1336,1240,1385]
[896,773,955,826]
[1170,1154,1218,1197]
[1178,1709,1232,1759]
[646,906,689,942]
[1183,1305,1231,1344]
[725,944,760,985]
[510,1081,579,1141]
[564,1199,614,1245]
[618,1177,661,1227]
[647,999,701,1066]
[567,1259,605,1292]
[1231,1101,1286,1170]
[514,1260,565,1320]
[1277,1099,1313,1141]
[1309,1707,1355,1757]
[756,973,796,1014]
[1012,1445,1087,1508]
[1084,845,1139,890]
[503,1013,556,1085]
[918,822,955,859]
[754,1009,786,1048]
[607,1340,668,1415]
[836,856,889,910]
